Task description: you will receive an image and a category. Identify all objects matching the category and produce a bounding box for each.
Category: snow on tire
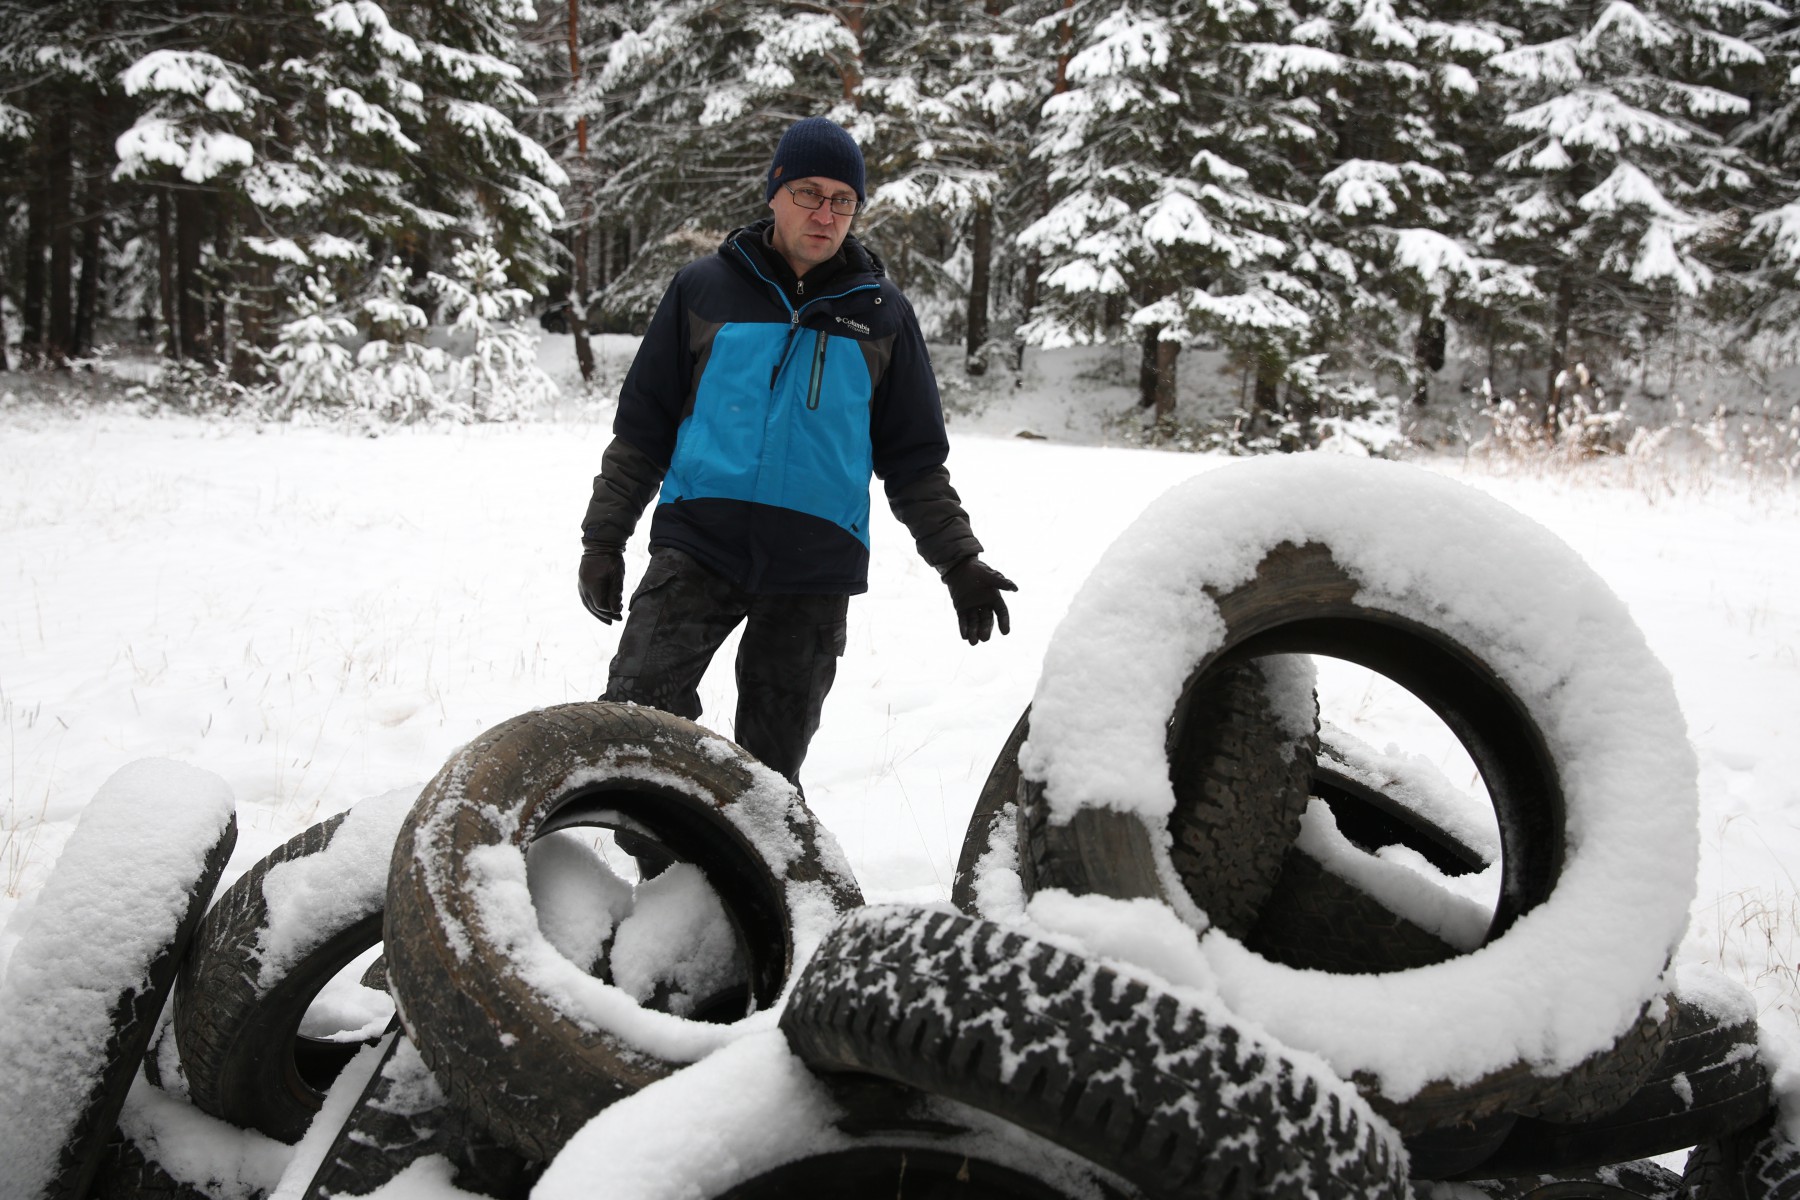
[0,760,237,1200]
[1017,456,1698,1134]
[533,1032,1144,1200]
[383,701,863,1164]
[778,904,1409,1200]
[174,790,412,1142]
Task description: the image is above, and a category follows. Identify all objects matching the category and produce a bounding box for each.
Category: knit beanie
[765,117,866,202]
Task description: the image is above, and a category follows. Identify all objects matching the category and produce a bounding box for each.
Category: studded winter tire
[778,905,1409,1200]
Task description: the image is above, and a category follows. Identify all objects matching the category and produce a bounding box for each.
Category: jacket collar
[724,217,884,304]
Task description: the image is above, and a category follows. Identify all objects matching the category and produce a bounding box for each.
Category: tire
[1241,847,1462,974]
[87,1129,218,1200]
[1454,1160,1686,1200]
[778,905,1409,1200]
[714,1076,1143,1200]
[294,1029,537,1200]
[1021,657,1318,941]
[1685,1111,1800,1200]
[175,793,411,1143]
[0,760,237,1200]
[384,701,864,1163]
[1476,997,1768,1177]
[1020,458,1698,1135]
[949,708,1032,917]
[1308,762,1489,877]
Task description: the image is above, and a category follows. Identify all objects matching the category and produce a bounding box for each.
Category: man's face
[768,176,856,278]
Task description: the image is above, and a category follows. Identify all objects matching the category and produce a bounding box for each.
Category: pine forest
[2,0,1798,454]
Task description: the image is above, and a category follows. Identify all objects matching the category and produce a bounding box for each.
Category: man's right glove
[579,544,626,624]
[942,557,1017,645]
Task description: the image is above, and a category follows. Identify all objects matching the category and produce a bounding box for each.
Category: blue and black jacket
[583,219,982,595]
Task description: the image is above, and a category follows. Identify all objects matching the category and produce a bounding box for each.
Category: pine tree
[431,236,555,421]
[1476,0,1767,420]
[356,255,449,421]
[263,270,358,416]
[1730,3,1800,348]
[1018,1,1333,434]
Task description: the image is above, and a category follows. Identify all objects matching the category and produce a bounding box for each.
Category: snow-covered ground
[2,336,1798,1193]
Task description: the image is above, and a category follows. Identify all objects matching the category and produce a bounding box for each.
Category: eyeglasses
[782,182,861,217]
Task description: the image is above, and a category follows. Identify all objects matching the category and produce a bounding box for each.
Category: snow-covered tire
[295,1030,536,1200]
[778,905,1409,1200]
[1019,457,1698,1135]
[0,760,237,1200]
[174,794,409,1143]
[1020,658,1317,940]
[383,701,863,1163]
[1684,1111,1800,1200]
[1477,997,1767,1176]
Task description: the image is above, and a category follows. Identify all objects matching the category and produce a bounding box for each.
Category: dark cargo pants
[601,548,849,790]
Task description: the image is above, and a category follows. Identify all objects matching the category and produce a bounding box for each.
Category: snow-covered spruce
[290,1032,532,1200]
[1019,455,1699,1130]
[778,905,1408,1200]
[956,656,1319,941]
[536,1032,1143,1200]
[382,701,863,1163]
[174,788,413,1143]
[0,760,237,1200]
[1482,966,1769,1176]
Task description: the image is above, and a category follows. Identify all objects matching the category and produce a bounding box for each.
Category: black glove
[579,545,625,624]
[942,557,1017,645]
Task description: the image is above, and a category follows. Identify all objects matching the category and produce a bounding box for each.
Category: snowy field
[2,337,1799,1191]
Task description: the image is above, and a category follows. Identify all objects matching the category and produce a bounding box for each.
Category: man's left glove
[942,557,1018,645]
[579,544,625,624]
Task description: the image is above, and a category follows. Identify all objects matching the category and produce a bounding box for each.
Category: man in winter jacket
[577,116,1015,792]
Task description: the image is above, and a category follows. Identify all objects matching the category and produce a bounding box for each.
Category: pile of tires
[19,457,1796,1199]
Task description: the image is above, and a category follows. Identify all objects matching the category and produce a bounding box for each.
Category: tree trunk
[73,93,111,360]
[1412,309,1445,407]
[1152,337,1179,428]
[1138,324,1161,409]
[22,150,48,367]
[966,200,992,377]
[46,106,75,365]
[176,187,207,361]
[1138,325,1178,424]
[1544,272,1573,430]
[1252,355,1282,437]
[157,190,177,357]
[567,0,594,383]
[837,0,865,104]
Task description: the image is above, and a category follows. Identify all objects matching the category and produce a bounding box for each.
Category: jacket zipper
[806,331,828,410]
[731,237,877,392]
